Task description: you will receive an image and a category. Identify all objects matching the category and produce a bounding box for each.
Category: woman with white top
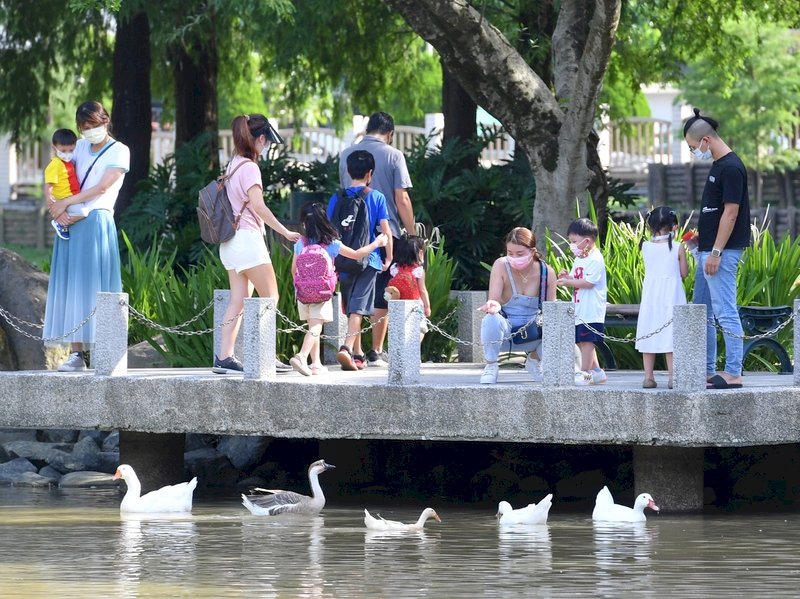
[45,101,130,372]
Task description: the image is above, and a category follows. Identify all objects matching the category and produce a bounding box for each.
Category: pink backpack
[294,239,337,304]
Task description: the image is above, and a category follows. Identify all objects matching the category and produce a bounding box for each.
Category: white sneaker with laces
[480,362,499,384]
[58,351,86,372]
[591,369,608,385]
[525,357,543,382]
[574,370,593,386]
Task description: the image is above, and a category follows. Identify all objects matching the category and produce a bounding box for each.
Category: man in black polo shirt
[683,109,750,389]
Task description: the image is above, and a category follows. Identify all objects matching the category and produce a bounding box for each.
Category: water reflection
[114,513,198,598]
[3,487,800,597]
[497,523,553,576]
[593,521,658,596]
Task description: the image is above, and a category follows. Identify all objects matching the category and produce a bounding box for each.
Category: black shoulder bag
[79,141,117,189]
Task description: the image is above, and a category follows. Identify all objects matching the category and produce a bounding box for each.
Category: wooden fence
[0,204,54,249]
[648,163,800,210]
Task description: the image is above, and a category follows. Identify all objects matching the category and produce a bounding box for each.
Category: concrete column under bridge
[119,431,186,493]
[633,446,704,512]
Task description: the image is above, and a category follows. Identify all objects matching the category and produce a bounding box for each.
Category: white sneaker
[525,357,543,382]
[574,370,593,386]
[480,363,499,384]
[591,369,608,384]
[58,351,86,372]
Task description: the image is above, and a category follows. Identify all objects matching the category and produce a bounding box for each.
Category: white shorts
[219,229,271,273]
[297,299,334,323]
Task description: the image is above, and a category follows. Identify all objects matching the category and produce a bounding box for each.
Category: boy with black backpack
[327,150,392,371]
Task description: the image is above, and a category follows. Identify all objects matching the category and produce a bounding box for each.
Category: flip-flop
[706,374,743,389]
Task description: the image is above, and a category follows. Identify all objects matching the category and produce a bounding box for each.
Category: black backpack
[332,187,372,275]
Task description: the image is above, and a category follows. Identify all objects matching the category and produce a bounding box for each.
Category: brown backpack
[197,159,256,244]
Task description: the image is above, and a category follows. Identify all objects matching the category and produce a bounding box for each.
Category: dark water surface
[1,487,799,597]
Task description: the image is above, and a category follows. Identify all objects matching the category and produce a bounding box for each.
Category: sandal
[336,346,357,371]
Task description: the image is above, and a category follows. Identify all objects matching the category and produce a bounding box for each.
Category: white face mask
[259,144,270,160]
[691,138,712,160]
[82,125,107,144]
[56,150,73,162]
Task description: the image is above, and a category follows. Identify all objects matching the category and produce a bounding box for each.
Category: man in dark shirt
[683,109,750,389]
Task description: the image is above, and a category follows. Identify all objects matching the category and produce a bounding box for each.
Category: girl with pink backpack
[290,202,388,376]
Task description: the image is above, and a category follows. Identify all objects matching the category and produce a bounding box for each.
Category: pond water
[1,487,799,597]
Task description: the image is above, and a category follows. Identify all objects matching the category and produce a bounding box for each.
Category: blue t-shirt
[293,237,342,259]
[327,185,389,271]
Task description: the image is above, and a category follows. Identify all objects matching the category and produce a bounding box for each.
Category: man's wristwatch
[711,248,723,258]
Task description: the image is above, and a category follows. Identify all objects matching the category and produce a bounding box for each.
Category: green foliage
[121,135,216,265]
[420,237,459,362]
[680,15,800,172]
[0,1,113,139]
[406,129,535,290]
[258,0,441,130]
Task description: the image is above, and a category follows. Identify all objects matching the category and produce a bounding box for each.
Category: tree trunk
[384,0,620,250]
[111,10,151,220]
[170,11,219,173]
[442,63,478,172]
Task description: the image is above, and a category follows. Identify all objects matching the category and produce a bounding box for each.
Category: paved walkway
[38,363,791,390]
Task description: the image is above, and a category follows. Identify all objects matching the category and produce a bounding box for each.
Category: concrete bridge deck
[1,365,796,448]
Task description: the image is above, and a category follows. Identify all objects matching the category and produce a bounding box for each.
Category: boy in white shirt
[557,218,608,385]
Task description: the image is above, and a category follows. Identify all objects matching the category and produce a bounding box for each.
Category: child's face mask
[56,150,74,162]
[569,238,590,256]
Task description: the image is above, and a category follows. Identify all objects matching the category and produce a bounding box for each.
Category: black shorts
[576,323,604,344]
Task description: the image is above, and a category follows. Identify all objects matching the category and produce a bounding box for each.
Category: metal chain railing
[123,298,239,337]
[709,308,800,341]
[5,295,796,351]
[0,305,97,343]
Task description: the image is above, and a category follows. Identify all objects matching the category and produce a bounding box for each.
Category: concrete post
[388,300,422,385]
[794,299,800,386]
[119,431,186,494]
[542,301,575,387]
[633,446,704,512]
[451,290,487,363]
[672,303,706,392]
[243,297,276,381]
[94,292,128,376]
[322,293,347,365]
[214,289,243,363]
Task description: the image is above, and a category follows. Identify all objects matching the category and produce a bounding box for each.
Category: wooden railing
[11,117,675,190]
[607,117,672,170]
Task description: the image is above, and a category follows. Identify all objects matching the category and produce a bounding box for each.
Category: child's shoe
[336,346,357,371]
[353,354,367,370]
[574,370,593,386]
[51,220,70,240]
[591,368,608,385]
[290,354,312,377]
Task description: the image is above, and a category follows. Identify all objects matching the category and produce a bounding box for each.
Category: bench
[598,304,792,373]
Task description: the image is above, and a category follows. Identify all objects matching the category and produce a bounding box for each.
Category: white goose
[496,493,553,525]
[113,464,197,513]
[241,459,335,516]
[592,486,659,523]
[363,507,441,531]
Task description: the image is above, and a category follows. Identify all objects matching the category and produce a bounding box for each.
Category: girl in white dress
[635,207,689,388]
